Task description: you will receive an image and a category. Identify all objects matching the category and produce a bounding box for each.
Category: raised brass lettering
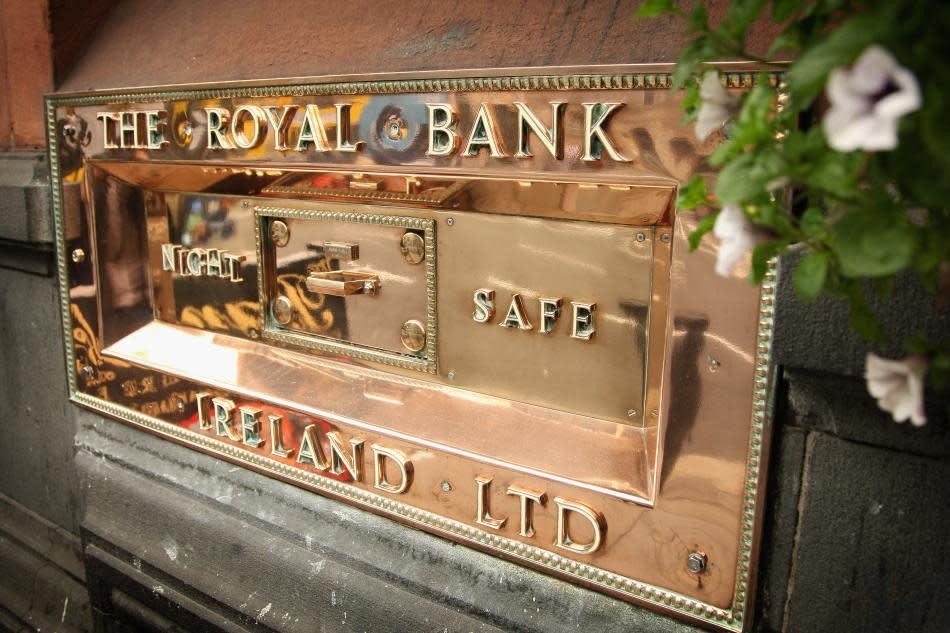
[269,415,293,458]
[538,297,562,334]
[425,103,458,156]
[263,105,299,151]
[474,476,507,529]
[205,107,234,150]
[463,103,506,158]
[328,431,364,481]
[239,406,263,448]
[295,104,331,151]
[211,397,240,441]
[196,392,213,430]
[507,485,546,538]
[95,112,119,149]
[514,102,565,159]
[334,103,364,152]
[554,497,605,555]
[145,111,169,150]
[570,302,596,340]
[472,288,495,323]
[297,423,330,470]
[230,105,267,149]
[499,294,532,330]
[581,102,629,162]
[372,445,412,494]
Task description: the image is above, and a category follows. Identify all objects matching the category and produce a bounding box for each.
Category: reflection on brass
[50,66,778,632]
[385,115,408,141]
[271,296,294,325]
[399,231,425,265]
[270,220,290,247]
[399,320,426,353]
[306,271,380,296]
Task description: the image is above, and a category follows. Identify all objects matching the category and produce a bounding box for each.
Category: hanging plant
[636,0,949,425]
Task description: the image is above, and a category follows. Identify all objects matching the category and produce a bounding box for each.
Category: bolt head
[687,552,707,574]
[71,248,86,263]
[272,296,294,325]
[270,220,290,247]
[400,320,426,353]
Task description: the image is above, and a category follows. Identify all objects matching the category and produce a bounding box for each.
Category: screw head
[687,552,707,574]
[176,399,185,411]
[80,365,96,381]
[440,480,453,492]
[270,220,290,247]
[636,232,646,242]
[446,218,455,226]
[71,248,86,263]
[660,233,671,243]
[399,231,425,265]
[271,295,294,325]
[627,409,637,417]
[446,370,456,381]
[400,320,426,353]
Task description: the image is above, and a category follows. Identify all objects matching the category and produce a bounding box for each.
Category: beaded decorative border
[46,69,775,632]
[254,205,437,373]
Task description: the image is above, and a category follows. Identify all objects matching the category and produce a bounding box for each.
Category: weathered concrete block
[782,433,950,633]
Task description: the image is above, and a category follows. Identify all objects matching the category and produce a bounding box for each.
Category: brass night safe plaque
[47,66,776,631]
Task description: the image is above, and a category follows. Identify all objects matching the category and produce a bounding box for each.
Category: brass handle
[306,271,380,296]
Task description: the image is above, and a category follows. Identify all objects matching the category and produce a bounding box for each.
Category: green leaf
[719,0,768,42]
[785,12,883,107]
[688,211,719,252]
[794,251,829,302]
[771,0,801,23]
[714,149,785,205]
[832,207,917,278]
[750,239,787,285]
[673,37,717,89]
[677,175,709,210]
[799,207,826,238]
[635,0,674,18]
[850,300,887,344]
[842,281,887,344]
[681,79,702,124]
[687,2,708,34]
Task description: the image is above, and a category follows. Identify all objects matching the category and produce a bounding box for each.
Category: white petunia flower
[712,204,770,277]
[695,71,740,142]
[865,353,928,426]
[823,45,922,152]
